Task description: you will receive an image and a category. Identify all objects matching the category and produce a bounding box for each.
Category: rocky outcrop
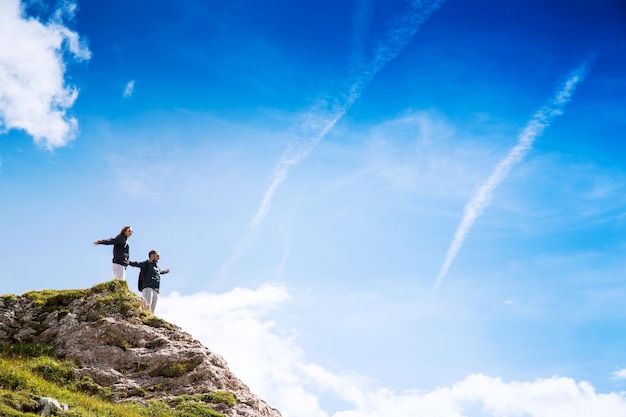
[38,397,69,416]
[0,280,281,417]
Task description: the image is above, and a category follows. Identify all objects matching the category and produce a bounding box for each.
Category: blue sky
[2,0,626,415]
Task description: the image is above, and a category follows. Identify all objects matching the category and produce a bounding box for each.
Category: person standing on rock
[129,250,171,313]
[93,226,134,280]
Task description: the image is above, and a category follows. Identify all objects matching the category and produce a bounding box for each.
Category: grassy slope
[0,353,234,416]
[0,281,236,417]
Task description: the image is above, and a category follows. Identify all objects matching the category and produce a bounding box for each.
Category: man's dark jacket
[129,260,169,292]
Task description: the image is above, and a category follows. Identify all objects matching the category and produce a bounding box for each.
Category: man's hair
[149,250,159,257]
[119,225,132,235]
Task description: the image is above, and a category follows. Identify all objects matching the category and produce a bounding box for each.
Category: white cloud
[159,284,626,417]
[366,375,626,417]
[0,0,90,149]
[362,110,470,194]
[123,80,135,98]
[612,369,626,380]
[159,284,332,417]
[106,144,179,196]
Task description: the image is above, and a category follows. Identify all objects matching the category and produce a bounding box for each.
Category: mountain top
[0,280,281,417]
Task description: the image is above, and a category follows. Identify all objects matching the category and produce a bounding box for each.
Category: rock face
[0,280,281,417]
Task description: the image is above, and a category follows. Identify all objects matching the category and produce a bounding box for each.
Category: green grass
[0,343,56,358]
[0,354,233,417]
[148,358,202,378]
[0,294,18,305]
[170,400,224,417]
[20,280,144,321]
[206,392,237,407]
[23,289,88,309]
[0,281,237,417]
[11,280,176,329]
[171,392,237,407]
[0,356,146,416]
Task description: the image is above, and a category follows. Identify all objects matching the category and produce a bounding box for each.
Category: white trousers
[112,263,126,280]
[142,287,159,313]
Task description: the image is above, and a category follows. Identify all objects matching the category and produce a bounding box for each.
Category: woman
[94,226,134,280]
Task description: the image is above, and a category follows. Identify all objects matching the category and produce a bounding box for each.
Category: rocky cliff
[0,280,281,417]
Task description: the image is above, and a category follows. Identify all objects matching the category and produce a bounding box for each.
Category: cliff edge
[0,280,281,417]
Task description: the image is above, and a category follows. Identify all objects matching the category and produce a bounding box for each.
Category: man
[129,250,171,313]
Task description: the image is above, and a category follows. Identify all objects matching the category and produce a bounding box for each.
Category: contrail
[348,0,374,76]
[219,0,447,281]
[218,108,346,281]
[434,62,590,288]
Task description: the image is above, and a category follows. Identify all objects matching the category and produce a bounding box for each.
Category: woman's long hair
[118,225,132,236]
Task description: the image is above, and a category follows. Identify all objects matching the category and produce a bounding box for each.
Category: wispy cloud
[612,369,626,380]
[434,62,590,288]
[0,0,90,149]
[219,0,447,280]
[160,285,626,417]
[348,0,374,74]
[123,80,135,98]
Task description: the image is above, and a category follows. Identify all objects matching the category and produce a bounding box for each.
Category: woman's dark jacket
[98,234,130,266]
